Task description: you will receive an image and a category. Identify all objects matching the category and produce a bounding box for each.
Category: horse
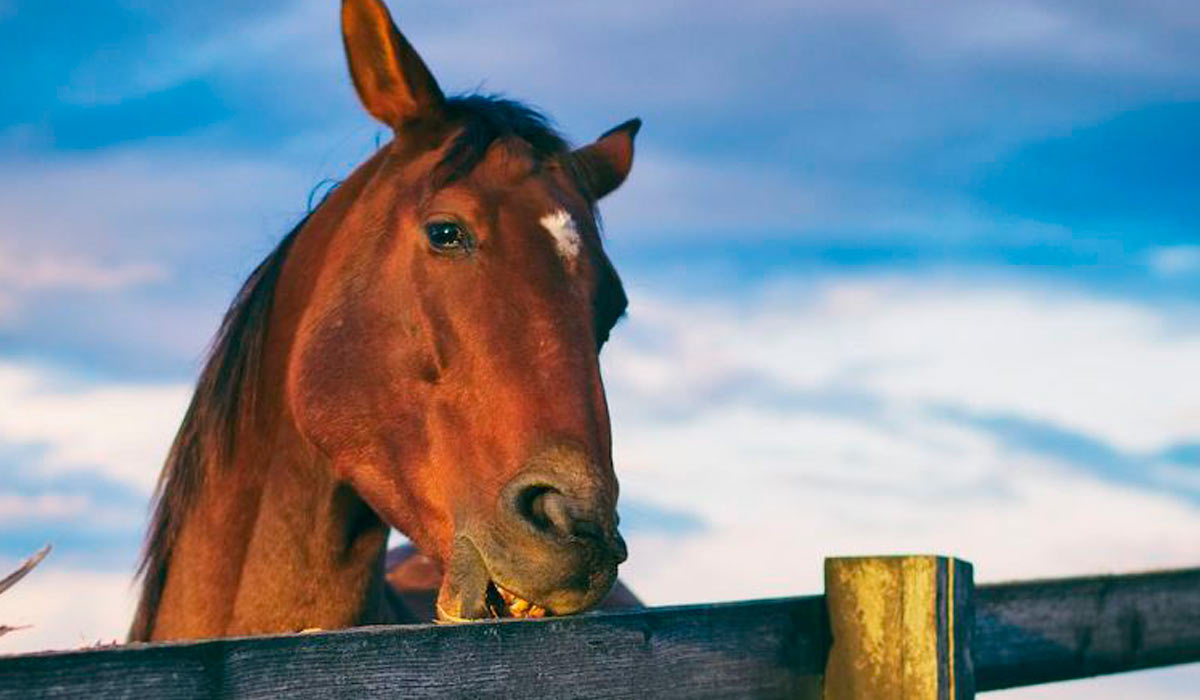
[129,0,640,641]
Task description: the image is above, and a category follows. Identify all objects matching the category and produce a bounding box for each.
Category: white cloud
[0,564,135,654]
[0,491,140,532]
[0,149,311,259]
[988,666,1200,700]
[603,273,1200,591]
[0,147,321,366]
[1147,245,1200,277]
[124,1,340,100]
[607,275,1200,454]
[621,431,1200,601]
[0,492,90,524]
[600,150,843,238]
[0,248,163,292]
[0,241,165,328]
[0,362,189,494]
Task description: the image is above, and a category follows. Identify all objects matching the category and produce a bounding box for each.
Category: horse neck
[140,172,403,641]
[142,368,393,642]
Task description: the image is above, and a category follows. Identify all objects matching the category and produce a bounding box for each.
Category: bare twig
[0,544,51,638]
[0,544,51,597]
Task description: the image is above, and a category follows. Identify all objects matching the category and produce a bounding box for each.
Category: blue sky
[1,2,1198,694]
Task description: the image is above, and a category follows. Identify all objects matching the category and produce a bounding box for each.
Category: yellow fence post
[823,555,974,700]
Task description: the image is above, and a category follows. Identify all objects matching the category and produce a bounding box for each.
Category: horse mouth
[436,532,617,623]
[487,581,549,619]
[436,537,562,622]
[436,578,552,622]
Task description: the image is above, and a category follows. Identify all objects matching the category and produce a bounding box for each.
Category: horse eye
[425,221,470,252]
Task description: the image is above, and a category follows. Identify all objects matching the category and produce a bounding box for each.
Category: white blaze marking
[540,209,581,261]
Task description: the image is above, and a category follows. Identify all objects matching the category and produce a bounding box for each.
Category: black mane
[437,94,574,185]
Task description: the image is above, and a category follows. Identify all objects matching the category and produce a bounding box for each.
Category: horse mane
[129,216,304,639]
[437,95,572,186]
[130,94,596,640]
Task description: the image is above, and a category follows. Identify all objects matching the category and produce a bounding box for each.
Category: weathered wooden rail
[1,557,1196,699]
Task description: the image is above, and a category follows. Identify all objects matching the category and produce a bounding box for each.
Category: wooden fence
[1,556,1197,699]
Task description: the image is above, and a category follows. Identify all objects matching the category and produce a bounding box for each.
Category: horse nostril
[538,491,575,538]
[517,485,570,536]
[514,485,623,559]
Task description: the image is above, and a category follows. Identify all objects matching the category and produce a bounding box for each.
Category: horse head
[285,0,639,620]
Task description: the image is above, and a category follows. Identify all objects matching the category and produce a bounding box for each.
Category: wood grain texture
[974,567,1200,691]
[3,566,1197,698]
[0,597,827,700]
[823,556,974,700]
[939,557,976,700]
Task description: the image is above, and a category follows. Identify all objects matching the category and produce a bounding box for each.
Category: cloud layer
[0,362,188,493]
[607,274,1200,599]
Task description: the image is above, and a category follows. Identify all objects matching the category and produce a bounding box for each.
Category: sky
[0,0,1198,695]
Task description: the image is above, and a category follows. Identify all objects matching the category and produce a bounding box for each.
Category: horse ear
[572,118,641,201]
[341,0,445,128]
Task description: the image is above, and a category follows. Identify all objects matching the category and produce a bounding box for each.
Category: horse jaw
[434,537,491,622]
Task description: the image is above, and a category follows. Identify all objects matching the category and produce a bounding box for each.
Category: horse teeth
[491,583,547,619]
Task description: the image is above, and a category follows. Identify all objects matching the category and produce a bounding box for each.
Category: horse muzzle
[435,447,625,622]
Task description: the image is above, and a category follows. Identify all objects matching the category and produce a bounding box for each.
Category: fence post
[823,555,974,700]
